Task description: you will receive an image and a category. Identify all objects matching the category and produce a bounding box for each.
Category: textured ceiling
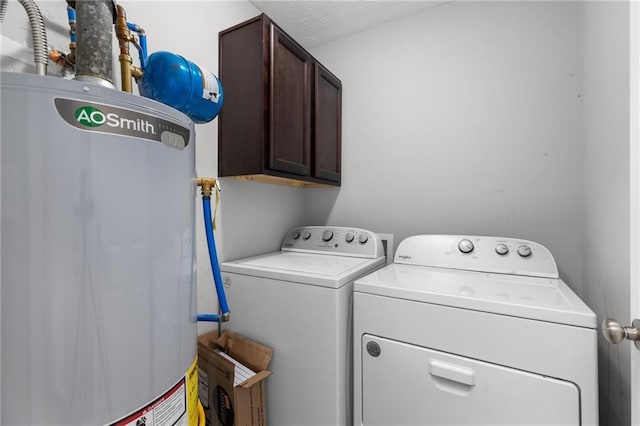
[249,1,449,48]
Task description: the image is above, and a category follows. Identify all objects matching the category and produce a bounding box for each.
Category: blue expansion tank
[139,51,223,123]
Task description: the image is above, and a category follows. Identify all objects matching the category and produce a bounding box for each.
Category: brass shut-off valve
[115,5,143,93]
[196,178,218,199]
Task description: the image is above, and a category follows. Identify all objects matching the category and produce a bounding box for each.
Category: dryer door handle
[429,359,476,386]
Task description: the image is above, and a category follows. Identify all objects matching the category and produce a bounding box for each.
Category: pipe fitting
[131,65,143,81]
[197,178,217,199]
[115,5,143,92]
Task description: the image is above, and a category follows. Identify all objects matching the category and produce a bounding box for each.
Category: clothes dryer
[221,226,386,426]
[353,235,598,426]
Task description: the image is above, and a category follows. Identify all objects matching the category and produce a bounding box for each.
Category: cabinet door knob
[601,318,640,350]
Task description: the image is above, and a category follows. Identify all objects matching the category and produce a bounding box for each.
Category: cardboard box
[198,330,273,426]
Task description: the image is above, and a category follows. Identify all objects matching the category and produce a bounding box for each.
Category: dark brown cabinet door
[269,25,311,177]
[218,14,341,187]
[218,17,265,177]
[313,64,342,183]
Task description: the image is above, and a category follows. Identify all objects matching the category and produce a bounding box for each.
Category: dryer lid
[354,264,597,328]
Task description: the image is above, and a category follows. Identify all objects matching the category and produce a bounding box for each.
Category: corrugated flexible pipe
[0,0,48,75]
[19,0,48,75]
[0,0,8,25]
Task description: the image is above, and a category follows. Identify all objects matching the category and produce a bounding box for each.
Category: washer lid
[221,251,385,288]
[354,264,597,328]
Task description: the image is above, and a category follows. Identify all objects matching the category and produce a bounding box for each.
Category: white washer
[354,235,598,426]
[221,226,386,426]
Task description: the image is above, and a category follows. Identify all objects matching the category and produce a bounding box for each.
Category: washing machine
[220,226,386,426]
[353,235,598,426]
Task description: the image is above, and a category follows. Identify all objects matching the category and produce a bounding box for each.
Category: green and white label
[74,106,105,127]
[55,98,190,150]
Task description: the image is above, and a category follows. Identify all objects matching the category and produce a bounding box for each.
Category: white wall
[0,0,307,335]
[580,2,631,425]
[309,1,584,292]
[1,0,70,73]
[2,2,634,422]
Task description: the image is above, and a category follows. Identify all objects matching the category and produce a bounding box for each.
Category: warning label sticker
[198,368,209,409]
[186,358,199,426]
[108,357,198,426]
[109,379,187,426]
[198,66,220,103]
[107,357,198,426]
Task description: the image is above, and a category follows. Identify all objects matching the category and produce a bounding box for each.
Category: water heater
[0,72,198,425]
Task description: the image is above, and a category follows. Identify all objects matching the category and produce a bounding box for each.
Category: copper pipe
[119,54,133,93]
[49,49,76,71]
[116,5,135,92]
[67,42,76,67]
[49,50,67,67]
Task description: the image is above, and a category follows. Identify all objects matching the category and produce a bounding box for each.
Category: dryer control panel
[282,226,384,259]
[394,235,558,278]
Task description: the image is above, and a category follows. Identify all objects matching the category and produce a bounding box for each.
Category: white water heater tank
[1,72,198,425]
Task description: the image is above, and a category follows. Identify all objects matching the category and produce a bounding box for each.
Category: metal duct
[74,0,116,86]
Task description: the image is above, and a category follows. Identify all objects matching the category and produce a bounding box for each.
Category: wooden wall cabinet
[218,14,342,187]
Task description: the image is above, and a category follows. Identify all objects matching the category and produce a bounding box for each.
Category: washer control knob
[291,231,300,240]
[517,245,532,258]
[302,230,311,240]
[322,230,334,242]
[345,232,355,243]
[458,239,474,254]
[359,233,369,244]
[495,243,509,256]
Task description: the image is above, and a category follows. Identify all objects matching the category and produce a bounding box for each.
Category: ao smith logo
[74,105,157,135]
[55,98,189,149]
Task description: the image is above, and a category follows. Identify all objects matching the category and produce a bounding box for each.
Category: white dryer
[221,226,386,426]
[353,235,598,426]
